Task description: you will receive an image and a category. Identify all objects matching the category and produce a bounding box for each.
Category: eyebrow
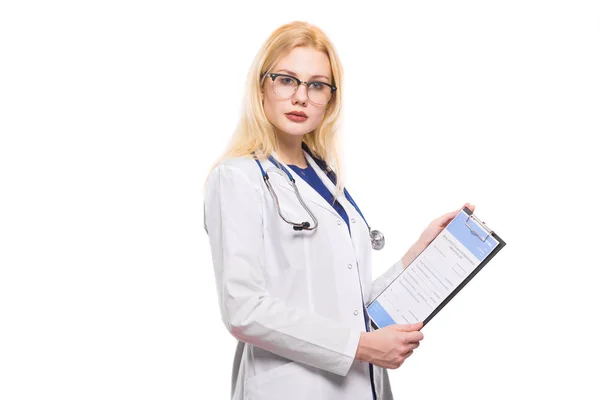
[275,69,331,82]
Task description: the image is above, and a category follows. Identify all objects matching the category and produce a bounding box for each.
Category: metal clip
[464,213,494,242]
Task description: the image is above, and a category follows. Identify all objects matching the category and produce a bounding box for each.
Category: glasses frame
[260,72,337,105]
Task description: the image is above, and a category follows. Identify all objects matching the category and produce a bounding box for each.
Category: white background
[1,1,599,399]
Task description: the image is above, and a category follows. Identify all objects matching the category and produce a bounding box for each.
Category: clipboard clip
[465,213,494,242]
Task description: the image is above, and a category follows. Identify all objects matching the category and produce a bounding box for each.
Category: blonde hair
[205,21,346,197]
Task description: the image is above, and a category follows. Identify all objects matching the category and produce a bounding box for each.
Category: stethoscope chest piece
[370,229,385,250]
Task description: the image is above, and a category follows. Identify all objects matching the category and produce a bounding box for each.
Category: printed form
[368,210,500,328]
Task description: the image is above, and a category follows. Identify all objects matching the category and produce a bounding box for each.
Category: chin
[287,130,310,137]
[278,122,314,137]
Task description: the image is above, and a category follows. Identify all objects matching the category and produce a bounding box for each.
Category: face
[261,46,333,139]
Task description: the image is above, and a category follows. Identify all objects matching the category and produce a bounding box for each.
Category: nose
[292,83,309,106]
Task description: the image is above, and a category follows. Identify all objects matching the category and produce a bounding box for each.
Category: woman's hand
[355,322,424,369]
[402,203,476,268]
[418,202,476,247]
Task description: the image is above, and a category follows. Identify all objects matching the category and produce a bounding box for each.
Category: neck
[275,132,307,167]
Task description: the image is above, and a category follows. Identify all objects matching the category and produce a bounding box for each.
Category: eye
[279,77,295,85]
[309,82,326,91]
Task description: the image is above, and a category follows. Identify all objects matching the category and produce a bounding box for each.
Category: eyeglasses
[261,72,337,105]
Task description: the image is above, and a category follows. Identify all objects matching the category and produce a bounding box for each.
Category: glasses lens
[273,75,297,99]
[307,82,332,105]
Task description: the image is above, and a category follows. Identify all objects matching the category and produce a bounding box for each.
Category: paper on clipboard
[367,207,506,329]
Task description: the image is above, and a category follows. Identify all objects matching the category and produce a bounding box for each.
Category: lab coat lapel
[304,152,368,236]
[304,151,369,263]
[302,150,359,223]
[304,151,363,225]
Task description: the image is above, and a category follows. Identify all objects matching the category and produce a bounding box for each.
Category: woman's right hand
[355,322,424,369]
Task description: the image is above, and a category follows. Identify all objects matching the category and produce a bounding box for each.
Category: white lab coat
[204,150,407,400]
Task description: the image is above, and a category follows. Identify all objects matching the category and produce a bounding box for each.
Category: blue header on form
[368,300,396,328]
[446,211,498,261]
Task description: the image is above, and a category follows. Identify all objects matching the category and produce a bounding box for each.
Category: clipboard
[367,206,506,329]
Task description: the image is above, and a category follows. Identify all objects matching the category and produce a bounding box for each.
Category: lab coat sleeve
[367,258,406,306]
[204,163,362,377]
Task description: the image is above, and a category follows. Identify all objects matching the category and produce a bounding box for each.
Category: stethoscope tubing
[263,167,319,231]
[251,144,385,249]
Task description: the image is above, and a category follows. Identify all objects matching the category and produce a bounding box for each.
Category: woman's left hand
[402,203,476,268]
[417,202,476,248]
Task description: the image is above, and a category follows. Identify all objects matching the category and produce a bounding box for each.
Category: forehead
[273,46,332,81]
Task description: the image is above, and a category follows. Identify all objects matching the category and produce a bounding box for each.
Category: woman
[204,21,475,400]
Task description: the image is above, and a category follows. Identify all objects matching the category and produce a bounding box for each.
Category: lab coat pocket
[245,361,319,400]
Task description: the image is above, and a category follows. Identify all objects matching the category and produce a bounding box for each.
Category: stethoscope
[252,143,385,250]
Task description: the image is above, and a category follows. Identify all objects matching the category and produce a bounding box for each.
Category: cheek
[263,96,282,119]
[310,109,327,127]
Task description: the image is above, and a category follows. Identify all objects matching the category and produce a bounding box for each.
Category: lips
[286,111,307,117]
[285,113,308,122]
[285,111,308,123]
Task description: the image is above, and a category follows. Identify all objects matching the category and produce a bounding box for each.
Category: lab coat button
[347,264,352,269]
[351,218,356,223]
[337,220,342,225]
[353,309,359,315]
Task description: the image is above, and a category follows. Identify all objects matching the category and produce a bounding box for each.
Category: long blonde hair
[205,21,346,196]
